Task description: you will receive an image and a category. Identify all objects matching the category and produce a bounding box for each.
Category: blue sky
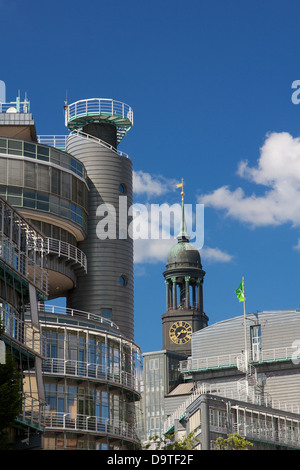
[2,0,300,353]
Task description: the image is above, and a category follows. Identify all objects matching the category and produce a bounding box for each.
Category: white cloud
[134,238,176,264]
[133,170,177,197]
[134,237,232,265]
[201,246,233,263]
[199,132,300,228]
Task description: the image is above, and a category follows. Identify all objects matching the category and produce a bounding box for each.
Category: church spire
[176,179,190,242]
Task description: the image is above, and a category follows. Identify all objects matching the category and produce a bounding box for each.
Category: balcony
[44,412,137,442]
[1,305,46,358]
[42,357,140,394]
[17,394,45,431]
[44,237,87,272]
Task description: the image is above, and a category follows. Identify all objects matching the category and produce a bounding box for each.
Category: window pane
[37,145,49,161]
[61,172,71,199]
[38,164,50,192]
[7,159,23,186]
[0,159,7,184]
[24,161,36,189]
[51,167,60,195]
[24,142,36,156]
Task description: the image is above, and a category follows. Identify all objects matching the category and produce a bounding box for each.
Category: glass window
[37,145,49,161]
[50,148,60,165]
[60,152,69,169]
[0,138,7,151]
[37,192,49,211]
[8,139,22,155]
[24,142,36,158]
[24,161,36,189]
[8,186,22,196]
[77,180,84,207]
[7,196,21,206]
[8,159,23,186]
[72,176,78,204]
[251,325,262,361]
[119,183,126,194]
[101,309,112,319]
[61,172,71,199]
[0,159,7,184]
[51,167,61,195]
[38,164,50,192]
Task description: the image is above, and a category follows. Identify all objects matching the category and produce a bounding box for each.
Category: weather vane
[176,178,185,201]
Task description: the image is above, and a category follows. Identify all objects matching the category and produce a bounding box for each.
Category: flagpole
[242,275,248,393]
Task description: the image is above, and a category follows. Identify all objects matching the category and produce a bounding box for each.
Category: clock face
[169,321,192,345]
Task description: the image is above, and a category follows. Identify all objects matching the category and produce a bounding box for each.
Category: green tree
[0,322,23,449]
[216,433,253,450]
[144,431,199,450]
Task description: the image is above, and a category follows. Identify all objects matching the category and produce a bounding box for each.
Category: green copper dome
[166,239,201,268]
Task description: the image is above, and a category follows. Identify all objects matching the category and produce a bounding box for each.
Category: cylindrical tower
[65,99,134,340]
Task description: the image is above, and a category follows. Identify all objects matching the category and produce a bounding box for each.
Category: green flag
[235,279,246,302]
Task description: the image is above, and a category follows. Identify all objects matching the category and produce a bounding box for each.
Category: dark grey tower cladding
[161,188,208,355]
[65,99,134,340]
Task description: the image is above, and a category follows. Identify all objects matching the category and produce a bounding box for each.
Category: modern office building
[163,310,300,449]
[0,82,142,450]
[0,196,47,448]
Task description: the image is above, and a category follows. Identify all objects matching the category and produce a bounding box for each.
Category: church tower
[161,184,208,355]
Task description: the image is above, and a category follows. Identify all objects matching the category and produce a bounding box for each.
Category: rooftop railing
[37,135,67,150]
[179,346,300,372]
[65,98,133,145]
[65,98,133,126]
[0,99,30,114]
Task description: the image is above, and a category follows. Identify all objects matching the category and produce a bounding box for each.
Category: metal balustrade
[1,305,46,357]
[18,394,45,429]
[37,135,68,150]
[65,98,133,145]
[44,237,87,272]
[0,100,30,114]
[0,198,48,294]
[179,353,242,372]
[38,130,129,158]
[66,98,133,125]
[38,303,120,330]
[179,346,300,373]
[44,411,136,441]
[42,357,140,393]
[164,382,300,435]
[69,129,129,157]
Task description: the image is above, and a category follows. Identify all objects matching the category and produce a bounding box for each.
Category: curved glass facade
[40,311,142,450]
[0,154,89,233]
[0,137,87,179]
